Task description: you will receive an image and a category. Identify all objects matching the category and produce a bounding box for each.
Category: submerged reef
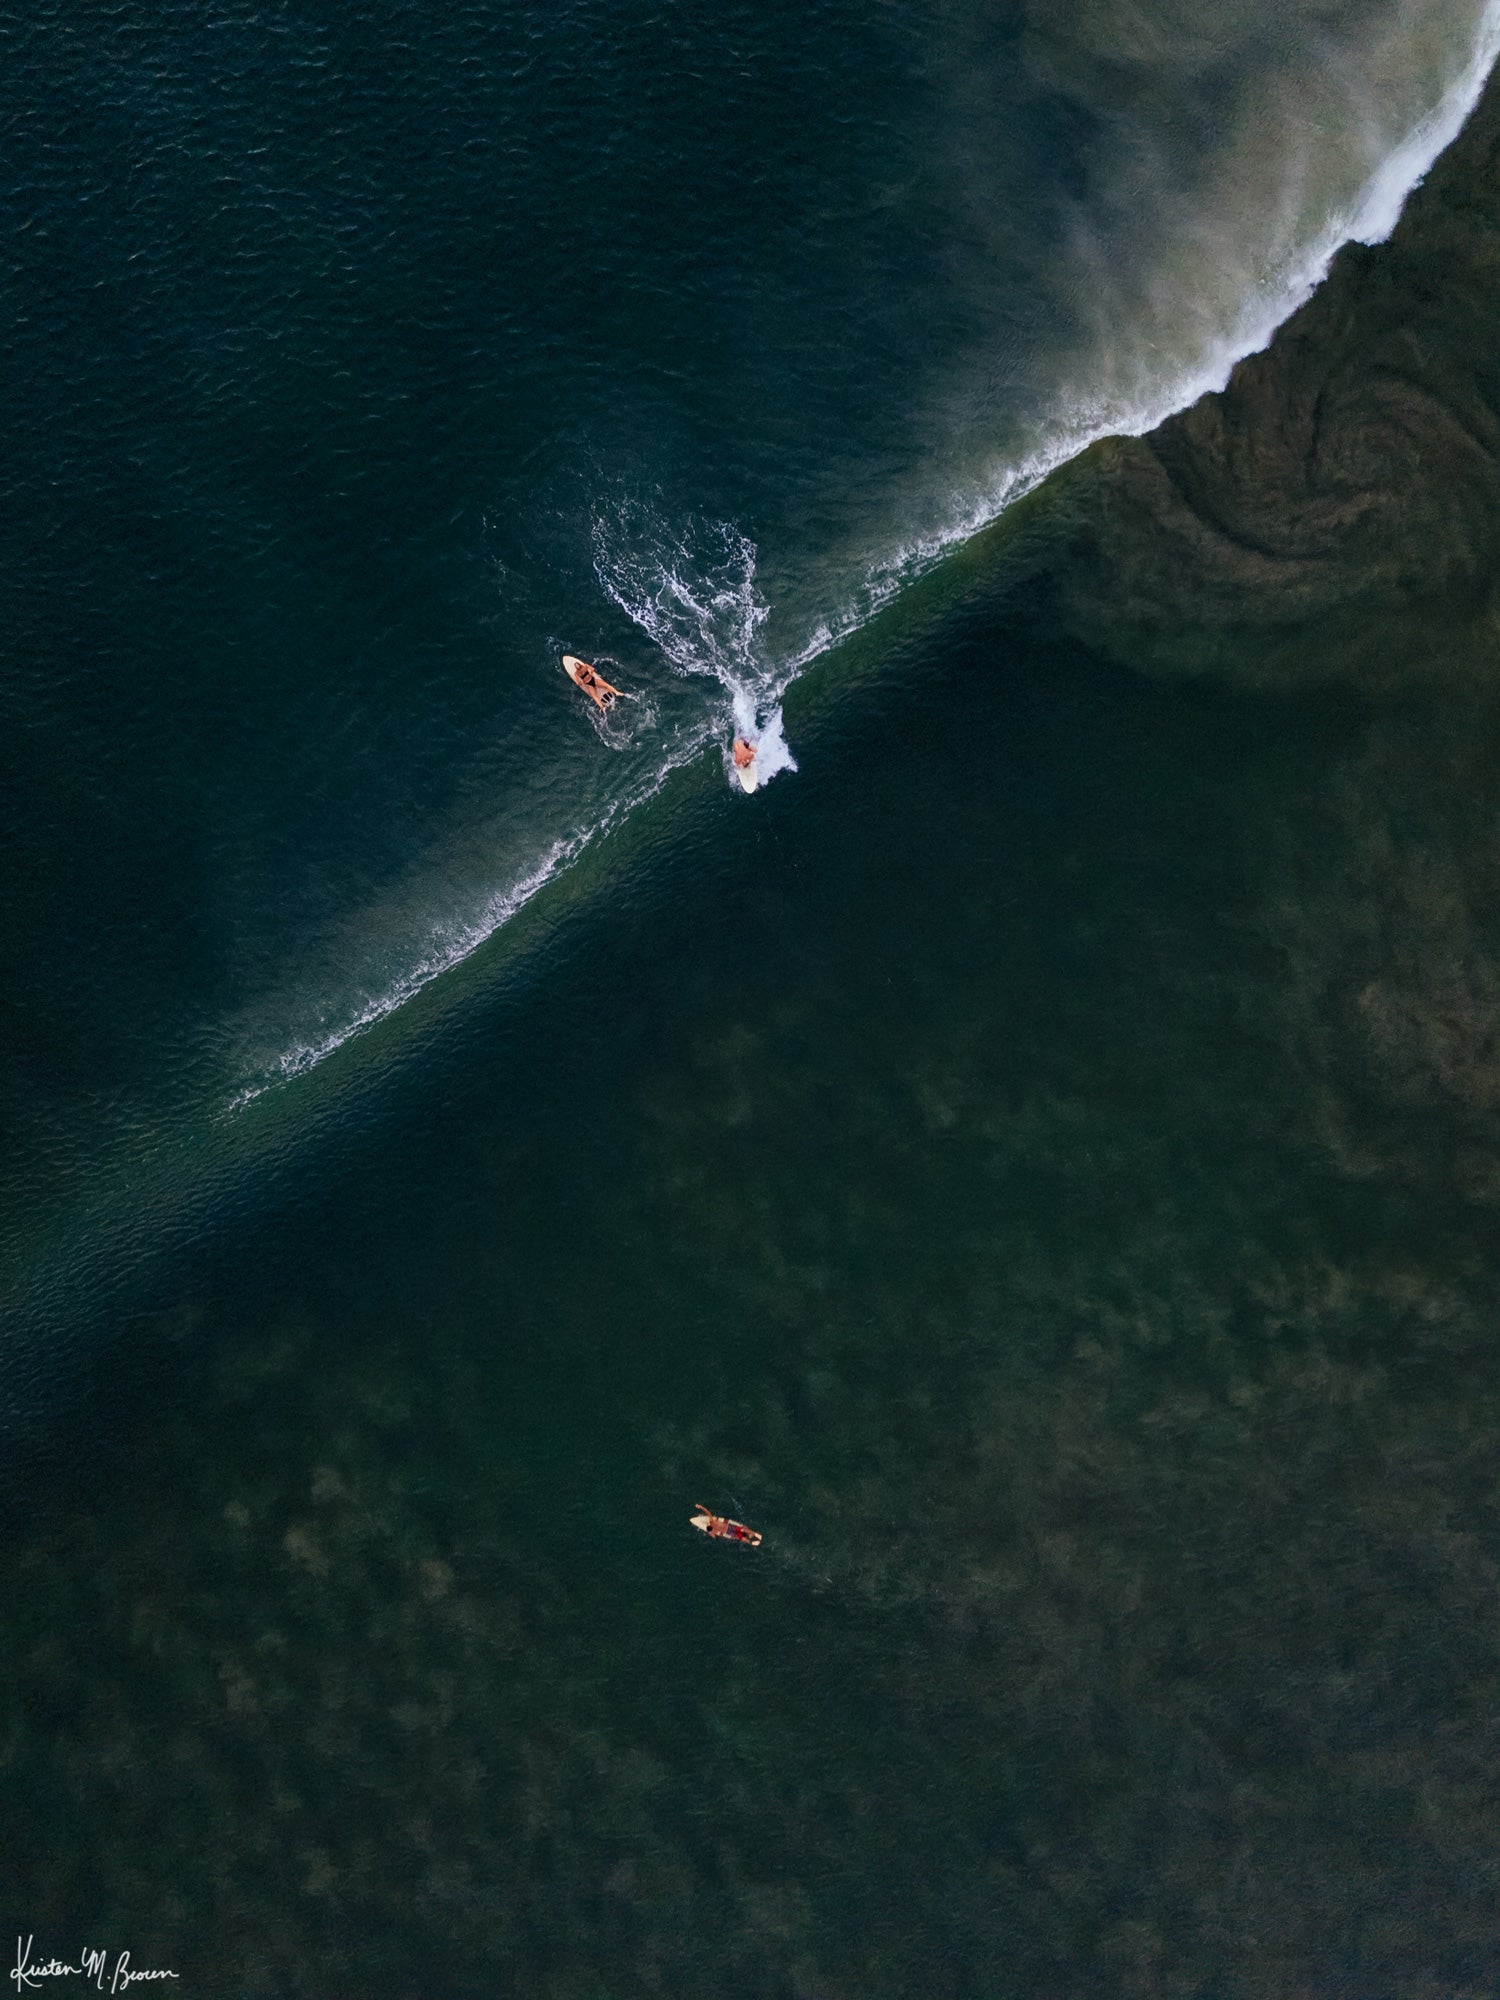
[1039,58,1500,1232]
[1055,68,1500,688]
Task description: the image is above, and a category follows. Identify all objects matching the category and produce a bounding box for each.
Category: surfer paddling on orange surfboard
[563,653,624,712]
[690,1503,762,1546]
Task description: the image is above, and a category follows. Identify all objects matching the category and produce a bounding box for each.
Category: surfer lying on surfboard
[563,654,624,712]
[690,1504,762,1546]
[731,735,759,794]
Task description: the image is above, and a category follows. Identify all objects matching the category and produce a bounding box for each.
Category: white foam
[591,509,771,687]
[1348,7,1500,245]
[721,696,798,791]
[228,756,688,1110]
[593,505,799,787]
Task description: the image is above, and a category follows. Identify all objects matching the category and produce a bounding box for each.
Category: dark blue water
[5,3,1500,1993]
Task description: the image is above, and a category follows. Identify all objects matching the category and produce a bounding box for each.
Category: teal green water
[5,3,1500,1994]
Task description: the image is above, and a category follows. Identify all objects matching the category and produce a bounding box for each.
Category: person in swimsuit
[690,1503,763,1546]
[566,656,624,712]
[732,735,757,771]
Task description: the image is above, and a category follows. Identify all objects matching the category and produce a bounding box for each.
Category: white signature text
[12,1939,179,1994]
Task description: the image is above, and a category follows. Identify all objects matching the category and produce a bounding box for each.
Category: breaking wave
[230,6,1500,1108]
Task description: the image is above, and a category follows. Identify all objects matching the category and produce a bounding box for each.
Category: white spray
[591,506,798,790]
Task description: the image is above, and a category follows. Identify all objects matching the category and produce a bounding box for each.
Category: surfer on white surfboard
[732,735,759,794]
[563,654,624,712]
[690,1503,762,1546]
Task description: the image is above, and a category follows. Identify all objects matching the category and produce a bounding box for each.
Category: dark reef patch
[1054,69,1500,689]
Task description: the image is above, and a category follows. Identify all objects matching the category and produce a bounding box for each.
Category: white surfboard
[735,758,759,794]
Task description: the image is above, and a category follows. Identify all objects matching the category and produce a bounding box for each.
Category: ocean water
[4,3,1500,1994]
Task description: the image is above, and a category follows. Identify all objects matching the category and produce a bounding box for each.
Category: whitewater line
[226,727,714,1111]
[232,6,1500,1110]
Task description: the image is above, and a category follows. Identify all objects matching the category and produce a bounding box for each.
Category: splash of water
[592,502,797,789]
[591,507,771,688]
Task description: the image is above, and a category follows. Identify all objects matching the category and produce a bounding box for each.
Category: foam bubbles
[594,502,799,786]
[724,693,798,791]
[591,506,771,689]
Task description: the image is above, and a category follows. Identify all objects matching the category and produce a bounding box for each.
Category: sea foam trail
[233,9,1500,1109]
[590,507,798,791]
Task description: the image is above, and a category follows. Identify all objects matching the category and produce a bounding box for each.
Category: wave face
[1,0,1497,1285]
